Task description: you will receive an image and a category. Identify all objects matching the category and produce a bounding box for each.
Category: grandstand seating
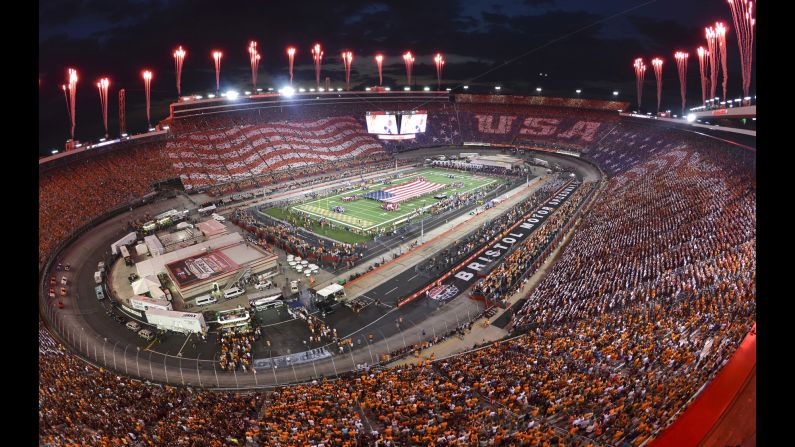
[39,98,756,446]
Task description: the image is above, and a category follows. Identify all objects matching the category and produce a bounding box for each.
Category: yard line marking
[385,286,399,295]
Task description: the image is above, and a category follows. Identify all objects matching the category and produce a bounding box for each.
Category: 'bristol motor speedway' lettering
[397,181,579,307]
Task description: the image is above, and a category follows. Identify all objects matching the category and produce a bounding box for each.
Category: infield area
[262,168,504,243]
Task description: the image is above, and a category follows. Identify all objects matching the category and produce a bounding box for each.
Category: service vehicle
[126,321,141,331]
[95,285,105,300]
[94,271,103,284]
[129,295,173,312]
[144,308,207,334]
[137,329,155,341]
[223,287,245,300]
[195,294,218,306]
[290,280,300,294]
[254,280,273,291]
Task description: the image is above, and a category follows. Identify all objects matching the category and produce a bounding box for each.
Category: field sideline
[271,168,504,237]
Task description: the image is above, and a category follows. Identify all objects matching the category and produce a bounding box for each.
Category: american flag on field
[364,178,446,203]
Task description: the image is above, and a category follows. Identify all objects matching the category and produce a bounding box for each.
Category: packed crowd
[39,142,173,265]
[40,108,755,446]
[218,330,256,372]
[473,182,596,306]
[420,176,569,274]
[232,211,366,268]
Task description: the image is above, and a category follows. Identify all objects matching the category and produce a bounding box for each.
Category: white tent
[132,275,161,296]
[316,283,345,300]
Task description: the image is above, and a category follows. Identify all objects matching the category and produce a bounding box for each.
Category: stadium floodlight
[226,90,239,100]
[51,149,58,154]
[617,109,623,113]
[309,88,316,92]
[181,97,190,101]
[744,96,751,101]
[99,138,106,142]
[445,88,451,91]
[299,88,306,92]
[365,87,371,91]
[404,86,410,91]
[207,94,216,98]
[162,125,170,130]
[337,88,342,92]
[673,114,678,118]
[121,133,128,137]
[423,86,430,91]
[752,117,756,121]
[267,88,273,91]
[463,85,469,90]
[244,91,251,95]
[613,91,619,96]
[257,88,263,92]
[686,113,696,122]
[280,86,295,97]
[148,127,156,131]
[319,88,325,92]
[576,89,582,94]
[495,86,501,90]
[734,98,741,102]
[385,87,391,91]
[536,87,542,92]
[194,95,203,99]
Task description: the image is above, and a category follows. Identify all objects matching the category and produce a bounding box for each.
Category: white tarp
[132,275,161,295]
[316,283,345,299]
[111,232,138,255]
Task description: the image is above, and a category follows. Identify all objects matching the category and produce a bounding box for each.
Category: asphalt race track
[41,148,601,388]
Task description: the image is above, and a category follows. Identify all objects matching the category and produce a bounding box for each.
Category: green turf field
[262,168,503,244]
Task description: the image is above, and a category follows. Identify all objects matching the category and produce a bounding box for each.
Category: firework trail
[705,26,720,100]
[97,77,110,138]
[341,51,353,91]
[403,51,414,86]
[434,53,444,90]
[726,0,754,98]
[248,41,260,90]
[311,43,323,89]
[652,58,663,112]
[143,70,153,128]
[697,47,710,105]
[173,46,186,96]
[674,51,689,114]
[633,58,646,108]
[65,68,78,140]
[212,51,222,93]
[375,54,384,86]
[715,22,728,101]
[287,47,296,86]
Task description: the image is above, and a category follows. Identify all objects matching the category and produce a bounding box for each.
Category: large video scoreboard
[365,110,428,140]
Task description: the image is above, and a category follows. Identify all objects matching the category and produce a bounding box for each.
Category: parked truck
[144,308,207,334]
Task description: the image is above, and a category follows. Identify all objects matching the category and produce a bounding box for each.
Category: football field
[266,168,503,240]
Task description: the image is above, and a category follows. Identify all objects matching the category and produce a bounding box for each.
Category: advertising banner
[398,181,579,307]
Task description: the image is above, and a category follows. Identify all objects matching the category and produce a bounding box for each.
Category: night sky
[38,0,755,154]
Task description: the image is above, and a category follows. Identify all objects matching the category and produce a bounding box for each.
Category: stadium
[39,3,756,447]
